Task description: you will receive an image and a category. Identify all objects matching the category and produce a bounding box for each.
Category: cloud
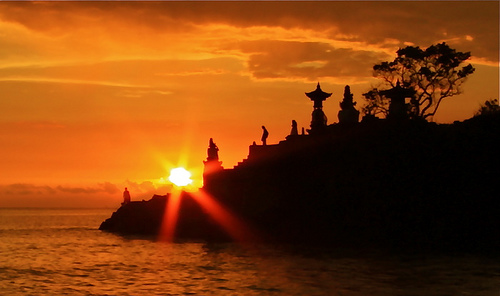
[0,181,171,200]
[0,76,150,88]
[230,40,390,81]
[12,121,66,130]
[0,1,497,195]
[0,182,119,196]
[0,183,121,208]
[0,184,57,196]
[56,182,119,195]
[0,182,157,207]
[0,2,496,67]
[123,180,173,201]
[0,57,242,87]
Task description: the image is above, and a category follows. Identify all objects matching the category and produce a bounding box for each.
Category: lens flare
[168,167,193,187]
[159,189,182,242]
[190,189,260,243]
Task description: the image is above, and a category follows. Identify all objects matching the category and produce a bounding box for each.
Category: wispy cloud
[0,182,119,196]
[0,2,497,79]
[0,1,497,200]
[0,77,150,88]
[0,181,175,208]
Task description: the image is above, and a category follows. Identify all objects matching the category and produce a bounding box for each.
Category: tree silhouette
[361,88,389,118]
[363,43,475,120]
[474,99,500,117]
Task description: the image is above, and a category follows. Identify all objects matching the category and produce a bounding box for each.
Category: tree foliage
[474,99,500,117]
[364,43,475,120]
[361,88,389,118]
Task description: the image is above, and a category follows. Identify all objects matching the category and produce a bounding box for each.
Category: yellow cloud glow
[0,1,497,207]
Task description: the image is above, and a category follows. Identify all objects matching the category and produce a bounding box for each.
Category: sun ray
[190,189,260,243]
[158,188,182,242]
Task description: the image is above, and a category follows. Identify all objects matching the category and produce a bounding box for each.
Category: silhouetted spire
[380,81,415,121]
[338,85,359,124]
[305,82,332,109]
[206,138,219,161]
[306,83,331,134]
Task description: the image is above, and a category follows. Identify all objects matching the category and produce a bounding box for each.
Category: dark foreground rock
[99,193,234,241]
[100,114,500,252]
[100,195,167,236]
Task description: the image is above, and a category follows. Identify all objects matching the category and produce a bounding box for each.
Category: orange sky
[0,2,498,207]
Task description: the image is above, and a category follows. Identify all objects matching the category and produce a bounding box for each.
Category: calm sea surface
[0,208,499,296]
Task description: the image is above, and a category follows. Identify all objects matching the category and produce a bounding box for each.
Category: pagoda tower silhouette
[306,82,331,134]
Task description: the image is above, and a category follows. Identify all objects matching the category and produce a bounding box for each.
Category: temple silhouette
[101,83,500,252]
[204,83,362,177]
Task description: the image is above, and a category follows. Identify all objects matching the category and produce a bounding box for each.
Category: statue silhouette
[122,187,131,205]
[207,138,219,161]
[290,120,298,136]
[203,138,223,176]
[261,126,269,145]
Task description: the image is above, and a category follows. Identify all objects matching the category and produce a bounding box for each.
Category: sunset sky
[0,1,498,207]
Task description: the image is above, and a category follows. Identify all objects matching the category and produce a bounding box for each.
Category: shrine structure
[305,82,332,134]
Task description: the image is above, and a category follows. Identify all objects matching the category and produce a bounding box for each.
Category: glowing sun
[168,167,193,187]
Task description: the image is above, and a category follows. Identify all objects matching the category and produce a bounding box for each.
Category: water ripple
[1,209,499,295]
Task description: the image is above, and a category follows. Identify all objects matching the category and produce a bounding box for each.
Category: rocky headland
[100,111,500,252]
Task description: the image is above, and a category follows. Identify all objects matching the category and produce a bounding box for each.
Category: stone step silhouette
[234,157,249,169]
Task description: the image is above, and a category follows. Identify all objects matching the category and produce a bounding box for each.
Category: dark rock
[100,113,500,252]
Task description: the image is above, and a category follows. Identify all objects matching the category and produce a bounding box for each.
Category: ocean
[0,208,499,296]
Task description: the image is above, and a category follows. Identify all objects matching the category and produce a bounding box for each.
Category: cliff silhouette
[100,83,499,252]
[100,112,499,251]
[205,114,499,250]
